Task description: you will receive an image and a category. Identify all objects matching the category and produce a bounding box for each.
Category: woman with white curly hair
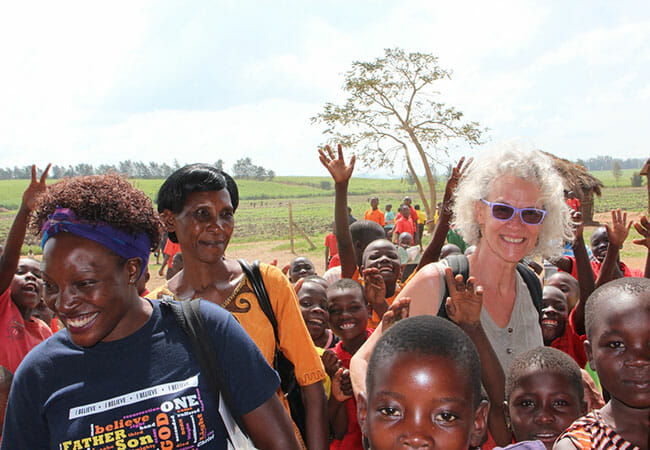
[350,141,573,445]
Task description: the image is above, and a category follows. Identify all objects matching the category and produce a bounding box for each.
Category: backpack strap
[435,256,543,321]
[160,297,248,435]
[515,262,543,319]
[238,259,279,344]
[437,254,470,319]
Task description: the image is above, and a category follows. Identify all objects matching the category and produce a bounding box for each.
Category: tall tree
[312,48,485,217]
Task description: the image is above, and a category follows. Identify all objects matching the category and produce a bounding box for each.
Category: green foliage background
[1,170,647,263]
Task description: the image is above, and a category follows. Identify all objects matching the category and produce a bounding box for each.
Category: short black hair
[301,275,329,290]
[367,316,482,407]
[157,164,239,243]
[585,277,650,340]
[505,346,583,405]
[327,278,366,305]
[290,256,314,269]
[350,220,386,249]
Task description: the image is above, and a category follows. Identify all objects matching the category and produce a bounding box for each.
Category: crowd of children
[0,146,649,450]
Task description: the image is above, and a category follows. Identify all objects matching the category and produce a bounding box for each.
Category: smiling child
[541,285,588,369]
[554,277,650,449]
[358,315,488,450]
[0,165,52,374]
[505,346,585,449]
[327,278,371,449]
[298,276,339,350]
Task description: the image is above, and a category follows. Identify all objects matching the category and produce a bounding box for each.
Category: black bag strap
[515,262,543,319]
[436,255,542,320]
[160,297,248,435]
[437,254,470,319]
[238,259,280,345]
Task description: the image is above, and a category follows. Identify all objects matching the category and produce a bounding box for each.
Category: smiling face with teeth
[41,234,152,347]
[327,282,368,351]
[540,286,568,345]
[298,280,330,346]
[10,258,44,319]
[362,239,401,293]
[476,174,544,264]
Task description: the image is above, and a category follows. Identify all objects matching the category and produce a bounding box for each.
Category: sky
[1,0,649,176]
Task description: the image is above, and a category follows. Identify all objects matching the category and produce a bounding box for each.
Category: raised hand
[605,209,632,248]
[571,210,585,240]
[442,156,473,204]
[632,215,650,249]
[22,164,51,211]
[318,144,355,184]
[444,267,484,328]
[381,297,410,332]
[331,368,353,402]
[292,277,305,294]
[321,349,341,378]
[362,267,386,312]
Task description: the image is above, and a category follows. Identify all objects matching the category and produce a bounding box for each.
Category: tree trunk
[402,144,431,218]
[405,129,437,220]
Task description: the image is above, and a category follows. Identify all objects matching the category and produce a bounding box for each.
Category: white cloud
[2,1,650,175]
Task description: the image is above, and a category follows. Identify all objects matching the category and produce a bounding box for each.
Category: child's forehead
[363,239,396,255]
[18,257,40,268]
[596,291,650,327]
[299,282,327,300]
[510,368,580,398]
[327,286,364,303]
[372,352,472,394]
[291,257,313,268]
[590,227,608,243]
[543,286,567,303]
[548,273,578,290]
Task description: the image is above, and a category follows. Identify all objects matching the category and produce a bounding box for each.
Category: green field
[1,174,648,263]
[0,176,433,210]
[589,169,645,188]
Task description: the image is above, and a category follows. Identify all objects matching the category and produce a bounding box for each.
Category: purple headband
[41,207,151,276]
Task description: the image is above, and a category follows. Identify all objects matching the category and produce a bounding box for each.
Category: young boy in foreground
[358,315,488,450]
[505,346,586,449]
[554,277,650,450]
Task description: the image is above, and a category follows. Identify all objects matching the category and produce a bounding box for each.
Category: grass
[589,169,646,188]
[2,176,648,263]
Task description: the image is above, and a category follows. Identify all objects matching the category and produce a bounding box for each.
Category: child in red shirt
[327,279,371,450]
[0,165,53,374]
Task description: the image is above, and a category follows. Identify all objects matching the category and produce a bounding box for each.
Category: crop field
[1,174,648,263]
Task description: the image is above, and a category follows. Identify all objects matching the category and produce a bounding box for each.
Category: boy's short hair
[505,346,583,404]
[367,316,482,407]
[327,278,366,304]
[350,220,386,248]
[585,277,650,340]
[301,275,329,290]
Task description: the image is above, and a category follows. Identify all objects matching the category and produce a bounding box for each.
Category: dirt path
[148,240,326,290]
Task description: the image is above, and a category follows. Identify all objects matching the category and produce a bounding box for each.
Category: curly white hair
[452,141,573,258]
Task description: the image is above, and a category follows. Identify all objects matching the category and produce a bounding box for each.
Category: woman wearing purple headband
[1,173,299,449]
